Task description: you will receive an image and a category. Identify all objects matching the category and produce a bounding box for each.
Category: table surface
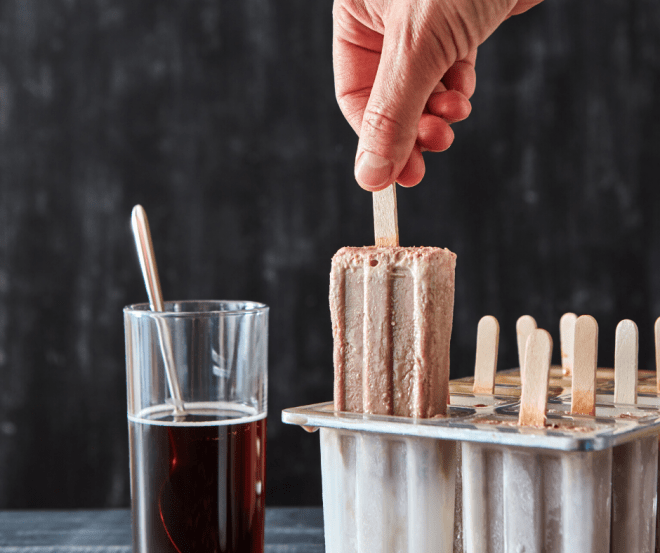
[0,508,324,552]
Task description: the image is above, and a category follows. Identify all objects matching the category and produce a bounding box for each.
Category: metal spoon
[131,204,185,416]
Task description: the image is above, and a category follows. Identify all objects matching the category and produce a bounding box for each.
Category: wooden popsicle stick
[373,184,399,247]
[560,312,578,376]
[614,319,638,404]
[655,318,660,393]
[519,329,553,427]
[516,315,537,377]
[570,315,598,416]
[473,316,500,394]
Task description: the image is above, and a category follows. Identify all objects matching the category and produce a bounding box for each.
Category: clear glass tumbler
[124,300,268,553]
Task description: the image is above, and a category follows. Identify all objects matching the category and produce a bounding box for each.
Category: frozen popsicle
[462,441,613,553]
[451,315,501,553]
[323,184,459,553]
[320,427,457,553]
[610,319,657,553]
[330,245,456,418]
[462,329,613,553]
[331,182,456,418]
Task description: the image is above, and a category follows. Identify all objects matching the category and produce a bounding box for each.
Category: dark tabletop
[0,508,324,552]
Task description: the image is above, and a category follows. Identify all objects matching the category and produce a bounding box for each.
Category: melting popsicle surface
[330,246,456,418]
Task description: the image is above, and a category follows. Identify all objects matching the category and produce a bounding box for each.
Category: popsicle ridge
[330,246,456,418]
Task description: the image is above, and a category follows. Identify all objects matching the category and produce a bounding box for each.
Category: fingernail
[355,151,392,190]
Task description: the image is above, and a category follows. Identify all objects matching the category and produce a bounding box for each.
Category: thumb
[355,18,451,191]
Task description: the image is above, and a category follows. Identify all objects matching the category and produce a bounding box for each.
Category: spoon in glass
[131,204,185,416]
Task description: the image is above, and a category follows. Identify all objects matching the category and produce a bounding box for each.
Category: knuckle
[336,91,370,135]
[361,107,407,140]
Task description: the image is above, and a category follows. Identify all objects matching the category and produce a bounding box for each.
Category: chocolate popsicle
[330,184,456,418]
[330,245,456,417]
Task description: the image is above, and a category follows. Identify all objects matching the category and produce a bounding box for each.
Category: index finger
[333,6,383,134]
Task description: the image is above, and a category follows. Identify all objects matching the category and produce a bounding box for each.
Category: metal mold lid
[282,395,660,452]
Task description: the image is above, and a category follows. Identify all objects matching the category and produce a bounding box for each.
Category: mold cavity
[370,259,378,267]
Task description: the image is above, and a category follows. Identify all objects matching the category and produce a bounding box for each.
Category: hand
[333,0,544,190]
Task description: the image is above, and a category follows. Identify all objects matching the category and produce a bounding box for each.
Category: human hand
[333,0,544,190]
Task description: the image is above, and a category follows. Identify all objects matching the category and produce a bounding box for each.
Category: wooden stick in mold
[570,315,598,416]
[473,315,499,394]
[516,315,537,377]
[519,329,552,427]
[614,319,638,404]
[560,312,577,376]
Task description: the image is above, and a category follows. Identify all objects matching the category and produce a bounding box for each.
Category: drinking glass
[124,300,268,553]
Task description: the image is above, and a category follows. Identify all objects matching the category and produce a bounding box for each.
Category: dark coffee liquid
[129,408,266,553]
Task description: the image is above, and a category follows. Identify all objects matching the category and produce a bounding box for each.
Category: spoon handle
[131,205,185,415]
[131,205,165,312]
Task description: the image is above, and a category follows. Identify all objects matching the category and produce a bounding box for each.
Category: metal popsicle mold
[283,389,660,452]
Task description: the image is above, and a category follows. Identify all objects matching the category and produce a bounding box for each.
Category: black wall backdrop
[1,0,660,508]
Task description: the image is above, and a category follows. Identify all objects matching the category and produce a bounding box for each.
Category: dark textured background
[1,0,659,508]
